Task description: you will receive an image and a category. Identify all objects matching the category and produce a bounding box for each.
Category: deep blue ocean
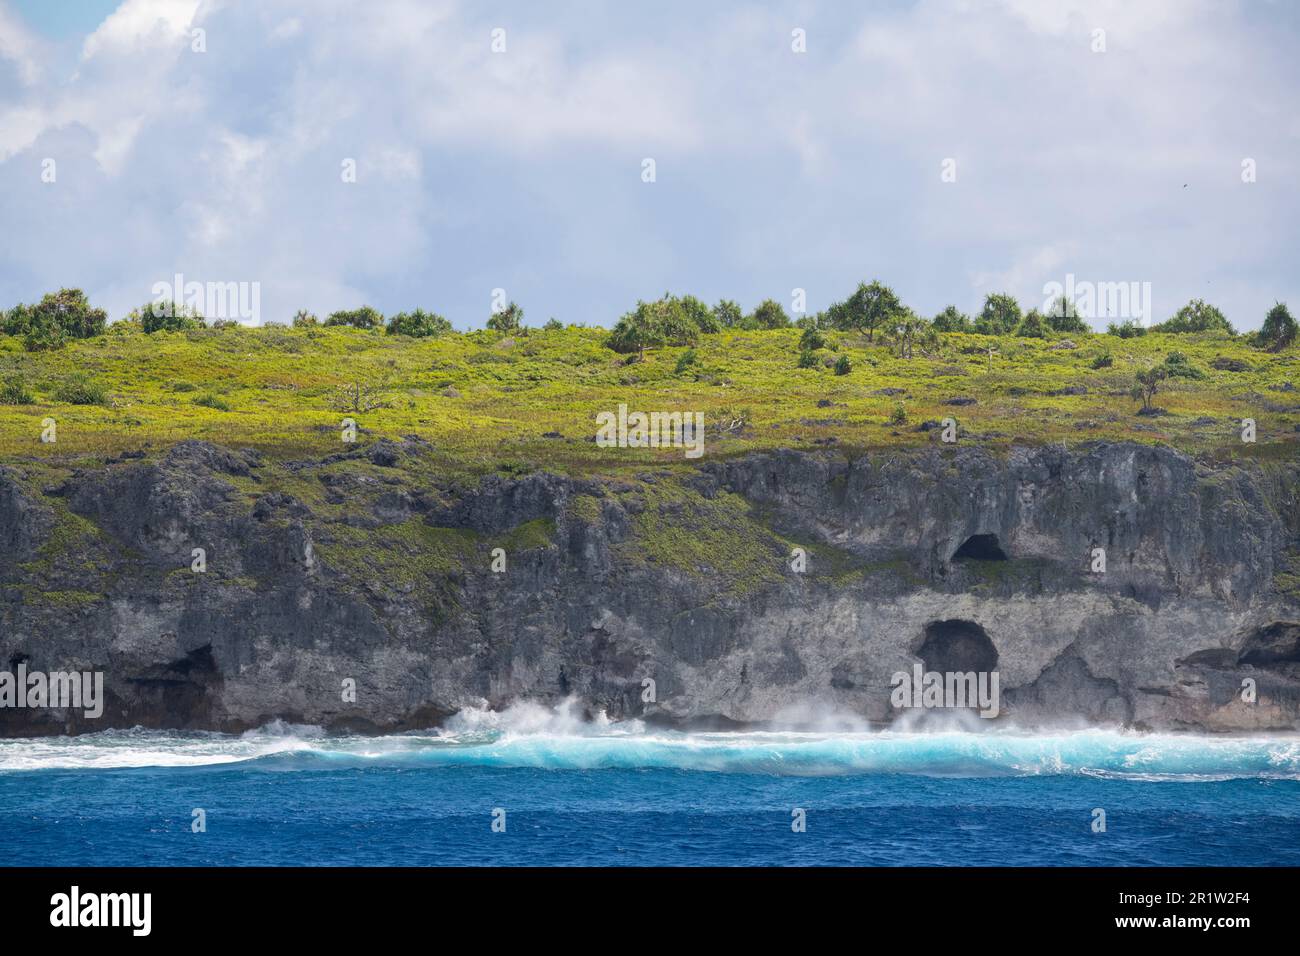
[2,705,1298,866]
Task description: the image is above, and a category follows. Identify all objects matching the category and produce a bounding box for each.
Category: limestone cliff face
[1,439,1297,736]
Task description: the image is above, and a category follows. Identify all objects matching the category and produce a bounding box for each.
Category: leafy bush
[607,297,703,354]
[1154,299,1234,335]
[932,305,971,332]
[674,349,697,375]
[799,327,826,351]
[833,354,852,375]
[888,402,907,425]
[324,306,383,329]
[797,349,819,368]
[1106,320,1147,338]
[712,299,743,329]
[136,301,205,333]
[0,374,33,404]
[1162,351,1204,379]
[1015,309,1050,338]
[387,308,452,338]
[543,318,563,331]
[1256,302,1297,352]
[3,288,108,350]
[975,293,1022,334]
[1046,297,1090,334]
[827,280,904,341]
[193,393,231,411]
[746,299,791,330]
[1090,353,1113,369]
[486,301,524,333]
[292,310,319,327]
[53,373,108,406]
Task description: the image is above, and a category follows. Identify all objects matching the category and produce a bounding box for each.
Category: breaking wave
[2,699,1298,779]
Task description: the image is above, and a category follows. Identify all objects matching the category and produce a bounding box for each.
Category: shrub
[136,301,205,333]
[324,306,383,329]
[1046,297,1090,334]
[1015,309,1050,338]
[975,293,1022,334]
[746,299,791,330]
[486,301,523,333]
[674,349,697,374]
[1256,302,1297,352]
[292,310,319,327]
[1162,351,1204,379]
[1106,320,1147,338]
[543,318,563,331]
[826,280,904,341]
[4,289,108,350]
[799,327,826,351]
[932,305,972,333]
[1090,353,1113,369]
[712,299,743,329]
[53,373,109,406]
[1154,299,1234,335]
[0,374,34,404]
[1130,366,1167,412]
[797,349,819,368]
[833,354,852,375]
[193,393,231,411]
[888,402,907,425]
[211,318,241,330]
[607,297,701,355]
[387,308,452,338]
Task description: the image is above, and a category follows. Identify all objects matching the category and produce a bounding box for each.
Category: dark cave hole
[1238,622,1300,668]
[952,533,1007,561]
[918,619,999,673]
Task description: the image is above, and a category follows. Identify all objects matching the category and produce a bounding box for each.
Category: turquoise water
[1,707,1298,866]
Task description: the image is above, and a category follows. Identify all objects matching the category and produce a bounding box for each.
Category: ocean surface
[2,701,1298,866]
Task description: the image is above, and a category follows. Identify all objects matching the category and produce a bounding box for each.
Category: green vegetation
[0,282,1294,471]
[1257,302,1298,352]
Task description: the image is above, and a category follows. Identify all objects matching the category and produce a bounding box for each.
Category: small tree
[324,306,383,329]
[889,310,935,358]
[1154,299,1233,334]
[608,313,659,357]
[3,288,108,349]
[292,309,319,327]
[135,300,205,333]
[975,293,1021,334]
[1107,319,1147,338]
[833,354,852,375]
[827,279,904,342]
[932,305,971,333]
[1046,296,1089,333]
[712,299,743,329]
[1131,366,1167,413]
[486,301,523,333]
[1015,309,1050,338]
[387,308,452,337]
[799,327,825,352]
[747,298,791,330]
[1256,302,1297,352]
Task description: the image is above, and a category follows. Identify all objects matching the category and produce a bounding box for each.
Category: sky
[0,0,1297,331]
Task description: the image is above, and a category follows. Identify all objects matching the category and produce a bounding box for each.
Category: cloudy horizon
[1,0,1297,330]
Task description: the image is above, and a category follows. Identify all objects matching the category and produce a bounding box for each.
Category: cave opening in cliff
[1237,621,1300,667]
[918,619,999,673]
[952,533,1007,561]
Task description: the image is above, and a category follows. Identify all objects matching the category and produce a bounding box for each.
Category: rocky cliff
[2,438,1298,736]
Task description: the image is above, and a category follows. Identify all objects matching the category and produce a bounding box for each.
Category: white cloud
[0,0,1295,329]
